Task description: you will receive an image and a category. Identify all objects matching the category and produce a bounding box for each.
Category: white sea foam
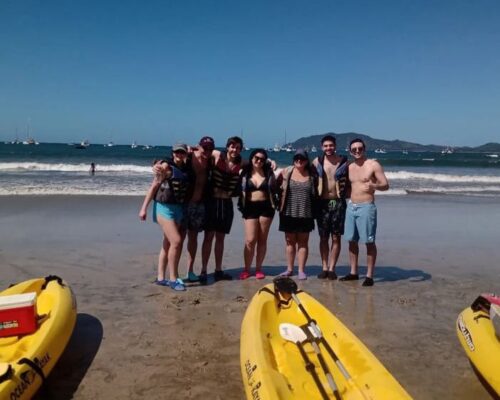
[386,171,500,183]
[0,162,151,173]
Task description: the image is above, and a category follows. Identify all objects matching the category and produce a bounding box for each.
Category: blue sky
[1,0,499,147]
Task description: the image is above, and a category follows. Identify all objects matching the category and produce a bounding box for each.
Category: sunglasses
[350,146,364,153]
[294,157,307,162]
[253,156,266,162]
[173,150,187,155]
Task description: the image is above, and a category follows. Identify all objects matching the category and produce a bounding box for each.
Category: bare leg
[157,236,169,281]
[186,230,198,274]
[366,243,377,278]
[284,232,297,273]
[201,230,215,274]
[255,216,273,271]
[348,241,359,275]
[296,232,310,274]
[328,234,341,271]
[214,232,226,271]
[157,217,183,282]
[319,236,329,271]
[243,219,258,271]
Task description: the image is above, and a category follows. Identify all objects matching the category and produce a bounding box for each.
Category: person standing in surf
[339,138,389,286]
[312,135,349,280]
[200,136,244,284]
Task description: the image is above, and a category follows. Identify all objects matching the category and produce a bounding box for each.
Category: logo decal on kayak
[458,315,475,351]
[244,359,261,400]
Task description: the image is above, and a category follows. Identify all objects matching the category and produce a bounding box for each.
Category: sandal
[154,278,169,286]
[279,270,293,277]
[199,272,208,285]
[255,271,265,280]
[298,271,307,280]
[239,271,251,280]
[339,273,359,281]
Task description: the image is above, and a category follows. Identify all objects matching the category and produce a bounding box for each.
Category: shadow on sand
[222,265,431,283]
[34,313,103,399]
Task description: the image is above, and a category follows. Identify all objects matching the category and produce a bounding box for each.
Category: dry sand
[1,195,499,399]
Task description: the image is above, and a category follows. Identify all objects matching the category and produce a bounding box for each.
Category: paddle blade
[279,323,308,344]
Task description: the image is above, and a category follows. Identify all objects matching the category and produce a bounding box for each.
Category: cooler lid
[0,292,37,310]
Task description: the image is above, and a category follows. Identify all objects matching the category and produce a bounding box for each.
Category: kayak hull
[456,296,500,396]
[240,283,411,399]
[0,277,77,400]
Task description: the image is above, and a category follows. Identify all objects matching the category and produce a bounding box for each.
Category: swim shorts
[153,201,184,225]
[242,200,275,220]
[185,202,205,232]
[344,200,377,243]
[204,197,234,234]
[316,198,347,237]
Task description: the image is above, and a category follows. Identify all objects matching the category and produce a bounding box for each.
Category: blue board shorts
[153,201,184,225]
[344,200,377,243]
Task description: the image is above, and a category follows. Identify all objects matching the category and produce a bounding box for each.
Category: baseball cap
[293,148,309,160]
[172,143,188,153]
[199,136,215,150]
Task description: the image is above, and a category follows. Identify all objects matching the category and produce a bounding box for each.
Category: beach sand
[1,195,499,399]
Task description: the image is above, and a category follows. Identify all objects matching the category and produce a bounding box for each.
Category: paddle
[279,323,332,400]
[274,277,352,380]
[280,323,341,400]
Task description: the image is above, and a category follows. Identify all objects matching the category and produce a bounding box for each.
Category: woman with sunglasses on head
[277,148,318,280]
[139,143,194,291]
[238,149,278,280]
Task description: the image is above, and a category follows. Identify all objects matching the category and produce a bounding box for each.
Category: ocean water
[1,143,499,197]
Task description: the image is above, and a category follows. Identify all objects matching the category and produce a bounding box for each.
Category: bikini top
[246,178,269,192]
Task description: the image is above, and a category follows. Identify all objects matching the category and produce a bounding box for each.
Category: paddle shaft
[311,340,341,400]
[291,292,352,380]
[296,341,330,400]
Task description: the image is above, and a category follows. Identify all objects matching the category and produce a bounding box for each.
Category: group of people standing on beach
[139,134,389,291]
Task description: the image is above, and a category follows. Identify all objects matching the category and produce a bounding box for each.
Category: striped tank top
[285,178,313,218]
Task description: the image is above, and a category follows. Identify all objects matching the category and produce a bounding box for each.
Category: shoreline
[1,194,499,399]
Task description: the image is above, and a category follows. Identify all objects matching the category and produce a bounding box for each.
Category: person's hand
[139,208,147,221]
[269,159,277,171]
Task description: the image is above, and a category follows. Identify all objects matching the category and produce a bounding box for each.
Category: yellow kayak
[456,294,500,396]
[0,276,77,400]
[240,278,411,400]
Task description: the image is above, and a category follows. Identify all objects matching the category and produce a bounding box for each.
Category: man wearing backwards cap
[181,136,216,282]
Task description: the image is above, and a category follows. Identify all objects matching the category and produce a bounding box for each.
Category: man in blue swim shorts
[340,139,389,287]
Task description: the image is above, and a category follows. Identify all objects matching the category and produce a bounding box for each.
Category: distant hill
[291,133,500,152]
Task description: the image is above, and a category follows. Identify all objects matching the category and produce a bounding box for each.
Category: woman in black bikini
[238,149,278,280]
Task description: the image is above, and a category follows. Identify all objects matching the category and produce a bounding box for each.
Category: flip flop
[298,271,307,280]
[279,270,293,277]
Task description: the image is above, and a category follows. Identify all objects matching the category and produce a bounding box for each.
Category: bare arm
[139,178,161,221]
[369,161,389,191]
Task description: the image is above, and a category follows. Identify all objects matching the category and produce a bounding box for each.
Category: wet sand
[1,195,499,399]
